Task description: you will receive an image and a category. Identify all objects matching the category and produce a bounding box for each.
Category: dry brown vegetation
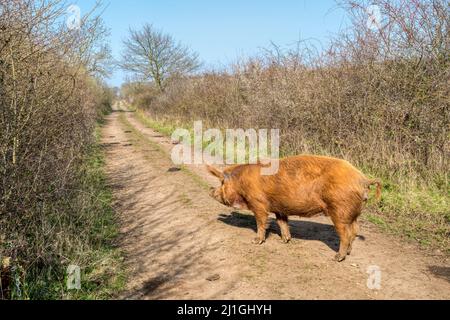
[0,0,120,299]
[123,0,449,249]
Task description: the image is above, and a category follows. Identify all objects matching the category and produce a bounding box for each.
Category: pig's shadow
[218,211,342,252]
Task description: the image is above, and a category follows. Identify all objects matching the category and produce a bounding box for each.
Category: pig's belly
[274,201,326,217]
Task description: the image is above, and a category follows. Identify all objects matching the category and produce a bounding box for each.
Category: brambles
[0,0,120,299]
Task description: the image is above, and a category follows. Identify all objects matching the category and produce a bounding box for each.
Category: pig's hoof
[252,238,265,245]
[282,236,291,244]
[334,254,346,262]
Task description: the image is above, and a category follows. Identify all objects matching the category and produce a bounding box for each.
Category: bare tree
[120,23,200,91]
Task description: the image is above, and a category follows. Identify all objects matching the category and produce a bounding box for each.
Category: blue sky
[76,0,348,87]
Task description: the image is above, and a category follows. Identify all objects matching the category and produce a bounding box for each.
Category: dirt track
[101,103,449,300]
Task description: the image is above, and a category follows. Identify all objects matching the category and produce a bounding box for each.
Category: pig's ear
[206,165,224,180]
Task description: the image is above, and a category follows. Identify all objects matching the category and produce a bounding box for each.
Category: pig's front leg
[251,209,269,245]
[275,213,292,243]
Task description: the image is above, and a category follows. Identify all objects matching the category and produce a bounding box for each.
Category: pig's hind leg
[346,220,359,255]
[334,222,352,262]
[330,212,353,262]
[345,200,364,255]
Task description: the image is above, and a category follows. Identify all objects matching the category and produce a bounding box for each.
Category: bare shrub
[126,0,449,183]
[0,0,115,299]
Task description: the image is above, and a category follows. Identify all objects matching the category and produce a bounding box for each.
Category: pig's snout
[209,187,224,204]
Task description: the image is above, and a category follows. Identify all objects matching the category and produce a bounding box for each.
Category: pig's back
[279,155,367,194]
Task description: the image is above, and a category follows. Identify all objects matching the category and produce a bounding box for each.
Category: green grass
[135,108,217,151]
[370,180,449,251]
[366,213,388,229]
[19,126,127,300]
[65,132,126,299]
[133,107,450,253]
[134,108,178,137]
